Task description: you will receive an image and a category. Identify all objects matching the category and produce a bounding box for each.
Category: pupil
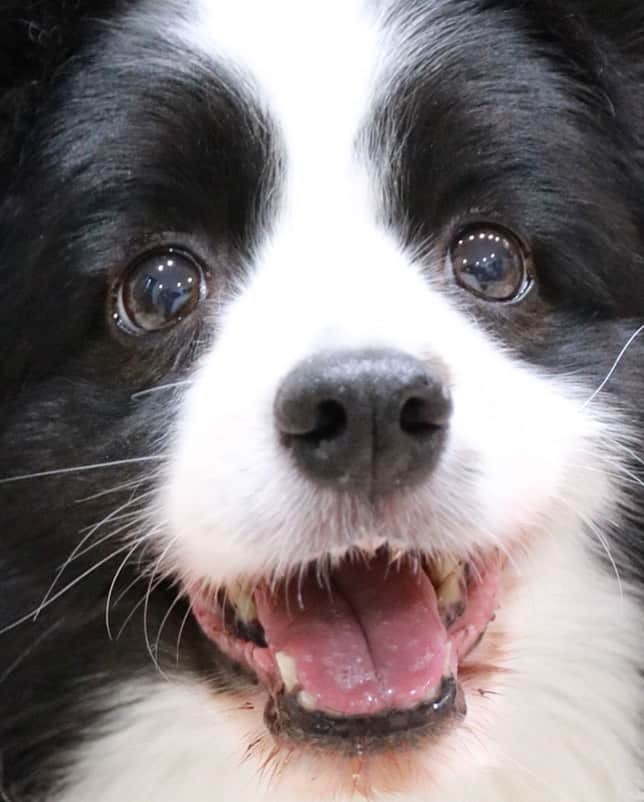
[126,253,200,330]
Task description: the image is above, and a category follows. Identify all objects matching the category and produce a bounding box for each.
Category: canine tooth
[234,593,257,623]
[427,555,461,586]
[227,582,257,623]
[276,652,299,693]
[443,642,454,678]
[297,691,318,712]
[437,564,466,609]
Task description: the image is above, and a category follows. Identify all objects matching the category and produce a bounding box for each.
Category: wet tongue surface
[254,555,451,717]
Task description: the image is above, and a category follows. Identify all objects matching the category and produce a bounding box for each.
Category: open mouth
[189,547,502,753]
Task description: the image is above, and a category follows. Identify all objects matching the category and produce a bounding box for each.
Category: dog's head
[2,2,644,800]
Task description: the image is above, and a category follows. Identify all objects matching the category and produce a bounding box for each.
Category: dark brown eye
[448,225,532,302]
[113,249,207,333]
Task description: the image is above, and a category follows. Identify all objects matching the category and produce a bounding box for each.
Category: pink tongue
[254,555,451,717]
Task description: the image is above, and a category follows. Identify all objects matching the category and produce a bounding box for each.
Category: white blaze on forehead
[174,0,383,218]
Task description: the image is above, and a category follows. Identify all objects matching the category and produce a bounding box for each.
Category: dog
[1,1,644,800]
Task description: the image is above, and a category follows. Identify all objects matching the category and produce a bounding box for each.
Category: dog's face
[1,2,644,801]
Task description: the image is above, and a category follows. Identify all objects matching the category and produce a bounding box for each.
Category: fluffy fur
[1,2,644,801]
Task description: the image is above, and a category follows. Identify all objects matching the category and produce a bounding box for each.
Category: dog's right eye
[112,248,208,334]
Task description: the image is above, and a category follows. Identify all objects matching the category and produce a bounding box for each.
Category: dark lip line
[265,677,467,754]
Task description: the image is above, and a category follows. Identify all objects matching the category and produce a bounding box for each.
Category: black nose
[274,349,452,493]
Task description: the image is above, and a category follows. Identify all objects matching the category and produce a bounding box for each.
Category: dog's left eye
[113,249,207,334]
[448,225,532,302]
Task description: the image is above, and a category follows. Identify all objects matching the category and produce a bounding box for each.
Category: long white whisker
[75,478,149,504]
[558,495,625,602]
[0,455,164,485]
[0,542,134,636]
[589,521,624,603]
[115,579,165,641]
[154,592,184,663]
[34,495,146,621]
[175,603,193,665]
[0,619,62,685]
[111,574,145,610]
[584,324,644,406]
[143,541,177,676]
[131,380,192,400]
[77,509,144,534]
[69,516,154,569]
[105,541,148,640]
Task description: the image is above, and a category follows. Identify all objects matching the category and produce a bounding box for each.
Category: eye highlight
[447,225,533,302]
[112,248,208,334]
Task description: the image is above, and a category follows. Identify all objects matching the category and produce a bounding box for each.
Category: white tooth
[443,642,454,678]
[276,652,299,693]
[437,565,466,609]
[297,691,318,712]
[427,555,461,586]
[227,582,257,623]
[234,593,257,623]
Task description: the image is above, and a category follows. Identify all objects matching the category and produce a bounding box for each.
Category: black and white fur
[1,1,644,800]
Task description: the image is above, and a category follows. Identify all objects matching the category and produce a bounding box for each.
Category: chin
[1,2,644,801]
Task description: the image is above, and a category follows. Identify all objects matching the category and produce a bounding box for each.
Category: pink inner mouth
[191,550,501,719]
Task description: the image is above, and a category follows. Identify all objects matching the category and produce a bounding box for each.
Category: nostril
[301,400,347,446]
[399,397,445,439]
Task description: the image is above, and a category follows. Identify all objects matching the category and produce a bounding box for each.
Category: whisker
[0,542,134,636]
[115,576,167,641]
[0,619,62,685]
[77,509,144,534]
[131,380,193,400]
[34,494,147,620]
[72,511,156,569]
[559,495,625,602]
[111,573,146,610]
[0,455,165,485]
[584,323,644,406]
[75,478,149,504]
[175,603,193,665]
[154,591,184,663]
[588,521,624,603]
[105,541,148,640]
[143,540,177,676]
